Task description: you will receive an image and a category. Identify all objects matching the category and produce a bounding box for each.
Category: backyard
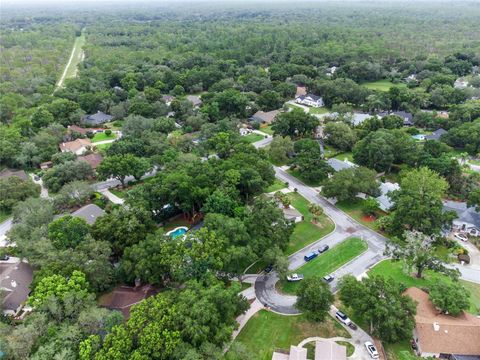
[91,132,117,143]
[264,179,287,193]
[279,237,368,294]
[234,310,350,360]
[361,80,406,92]
[285,192,335,254]
[242,133,265,143]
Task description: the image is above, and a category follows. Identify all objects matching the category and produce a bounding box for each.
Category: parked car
[323,274,334,283]
[454,233,468,242]
[348,322,357,330]
[318,244,329,253]
[264,264,273,273]
[286,273,304,282]
[304,252,318,261]
[364,341,379,359]
[335,311,351,325]
[0,254,9,261]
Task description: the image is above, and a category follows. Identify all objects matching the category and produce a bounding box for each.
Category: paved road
[252,134,273,149]
[255,166,388,314]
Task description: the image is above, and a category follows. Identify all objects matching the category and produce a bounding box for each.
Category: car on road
[304,252,318,261]
[318,244,329,253]
[364,341,379,359]
[0,254,9,261]
[286,273,304,282]
[454,233,468,242]
[323,274,334,283]
[335,310,351,325]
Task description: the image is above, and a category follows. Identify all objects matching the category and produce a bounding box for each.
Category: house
[405,287,480,358]
[0,168,29,181]
[82,111,113,126]
[378,111,414,126]
[239,128,252,136]
[326,66,338,76]
[405,74,418,82]
[72,204,105,225]
[78,153,103,170]
[437,111,449,119]
[59,138,92,155]
[250,109,280,124]
[425,128,448,141]
[296,94,324,108]
[376,181,400,212]
[351,112,377,126]
[295,86,307,98]
[186,95,202,108]
[281,206,303,223]
[454,79,469,89]
[443,200,480,237]
[162,95,175,106]
[0,261,33,316]
[272,341,346,360]
[327,158,356,172]
[68,125,103,136]
[39,161,53,171]
[98,284,158,318]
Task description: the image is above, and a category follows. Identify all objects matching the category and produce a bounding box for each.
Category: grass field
[56,30,86,89]
[260,125,274,135]
[109,188,126,199]
[92,132,116,143]
[243,133,265,143]
[286,192,335,254]
[335,198,386,232]
[234,310,349,360]
[362,80,406,92]
[279,237,368,294]
[264,179,287,193]
[331,152,354,162]
[308,107,330,114]
[369,260,480,314]
[287,169,323,187]
[95,143,112,152]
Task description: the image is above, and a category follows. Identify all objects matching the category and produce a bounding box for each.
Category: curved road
[255,167,388,314]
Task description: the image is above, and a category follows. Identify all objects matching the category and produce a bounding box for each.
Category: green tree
[272,108,319,138]
[257,90,283,111]
[97,154,150,186]
[296,277,334,321]
[322,167,379,202]
[385,231,459,279]
[0,177,40,212]
[467,188,480,211]
[43,160,93,192]
[339,275,416,343]
[268,136,294,164]
[389,167,451,235]
[53,180,94,211]
[31,107,54,129]
[429,282,470,316]
[48,215,91,249]
[324,122,357,151]
[308,203,323,224]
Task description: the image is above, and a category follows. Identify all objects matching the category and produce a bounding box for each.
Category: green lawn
[286,192,335,254]
[384,340,418,360]
[243,133,265,143]
[95,143,112,151]
[0,211,11,224]
[308,107,329,115]
[264,179,287,193]
[331,152,354,162]
[335,198,386,232]
[56,30,86,88]
[369,260,480,314]
[362,80,406,92]
[92,132,117,143]
[234,310,349,360]
[109,188,126,199]
[279,237,368,294]
[260,125,274,135]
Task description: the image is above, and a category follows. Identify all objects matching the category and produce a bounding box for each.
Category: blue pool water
[169,228,187,239]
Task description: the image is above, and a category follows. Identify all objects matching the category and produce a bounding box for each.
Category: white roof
[376,181,400,212]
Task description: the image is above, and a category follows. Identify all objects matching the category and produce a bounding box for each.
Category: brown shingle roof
[78,153,103,169]
[0,168,29,181]
[68,125,89,135]
[98,285,158,318]
[250,110,281,124]
[0,262,33,313]
[404,287,480,356]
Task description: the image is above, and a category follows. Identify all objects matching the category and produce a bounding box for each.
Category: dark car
[304,252,318,262]
[323,274,334,283]
[318,245,329,253]
[264,264,273,273]
[0,254,10,261]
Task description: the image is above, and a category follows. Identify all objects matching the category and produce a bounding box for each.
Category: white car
[364,341,379,359]
[335,311,351,326]
[454,233,468,242]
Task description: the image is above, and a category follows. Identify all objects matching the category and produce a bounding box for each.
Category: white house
[443,200,480,237]
[59,138,92,155]
[376,181,400,212]
[296,94,324,108]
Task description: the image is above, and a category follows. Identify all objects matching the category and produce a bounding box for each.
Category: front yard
[243,133,265,143]
[234,310,350,360]
[335,198,386,232]
[279,237,368,294]
[91,132,117,143]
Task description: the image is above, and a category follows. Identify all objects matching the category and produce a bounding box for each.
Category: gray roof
[0,262,33,313]
[378,111,414,125]
[376,181,400,212]
[83,111,113,125]
[72,204,105,225]
[327,158,355,172]
[443,200,480,228]
[425,128,447,141]
[297,93,322,102]
[315,340,347,360]
[0,168,29,181]
[186,95,202,107]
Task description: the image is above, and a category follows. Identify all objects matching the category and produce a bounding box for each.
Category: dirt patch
[362,215,376,222]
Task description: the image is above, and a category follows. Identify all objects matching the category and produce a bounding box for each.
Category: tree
[31,107,54,129]
[257,90,283,111]
[97,154,150,186]
[324,122,356,151]
[43,160,93,192]
[339,275,416,343]
[0,176,40,212]
[389,167,451,235]
[296,277,334,321]
[363,197,379,215]
[274,191,291,208]
[293,142,332,184]
[322,167,379,202]
[308,203,323,224]
[48,215,91,249]
[268,136,293,164]
[429,282,470,316]
[91,207,156,257]
[272,108,319,138]
[385,231,459,279]
[467,188,480,211]
[53,181,94,211]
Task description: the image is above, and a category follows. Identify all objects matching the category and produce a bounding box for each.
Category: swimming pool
[166,226,188,239]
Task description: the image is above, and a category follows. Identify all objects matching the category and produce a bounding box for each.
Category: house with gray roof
[82,111,113,126]
[443,200,480,237]
[425,128,447,142]
[378,110,414,126]
[327,158,356,172]
[0,168,29,182]
[186,95,202,108]
[72,204,105,225]
[1,261,33,316]
[376,181,400,212]
[250,109,280,124]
